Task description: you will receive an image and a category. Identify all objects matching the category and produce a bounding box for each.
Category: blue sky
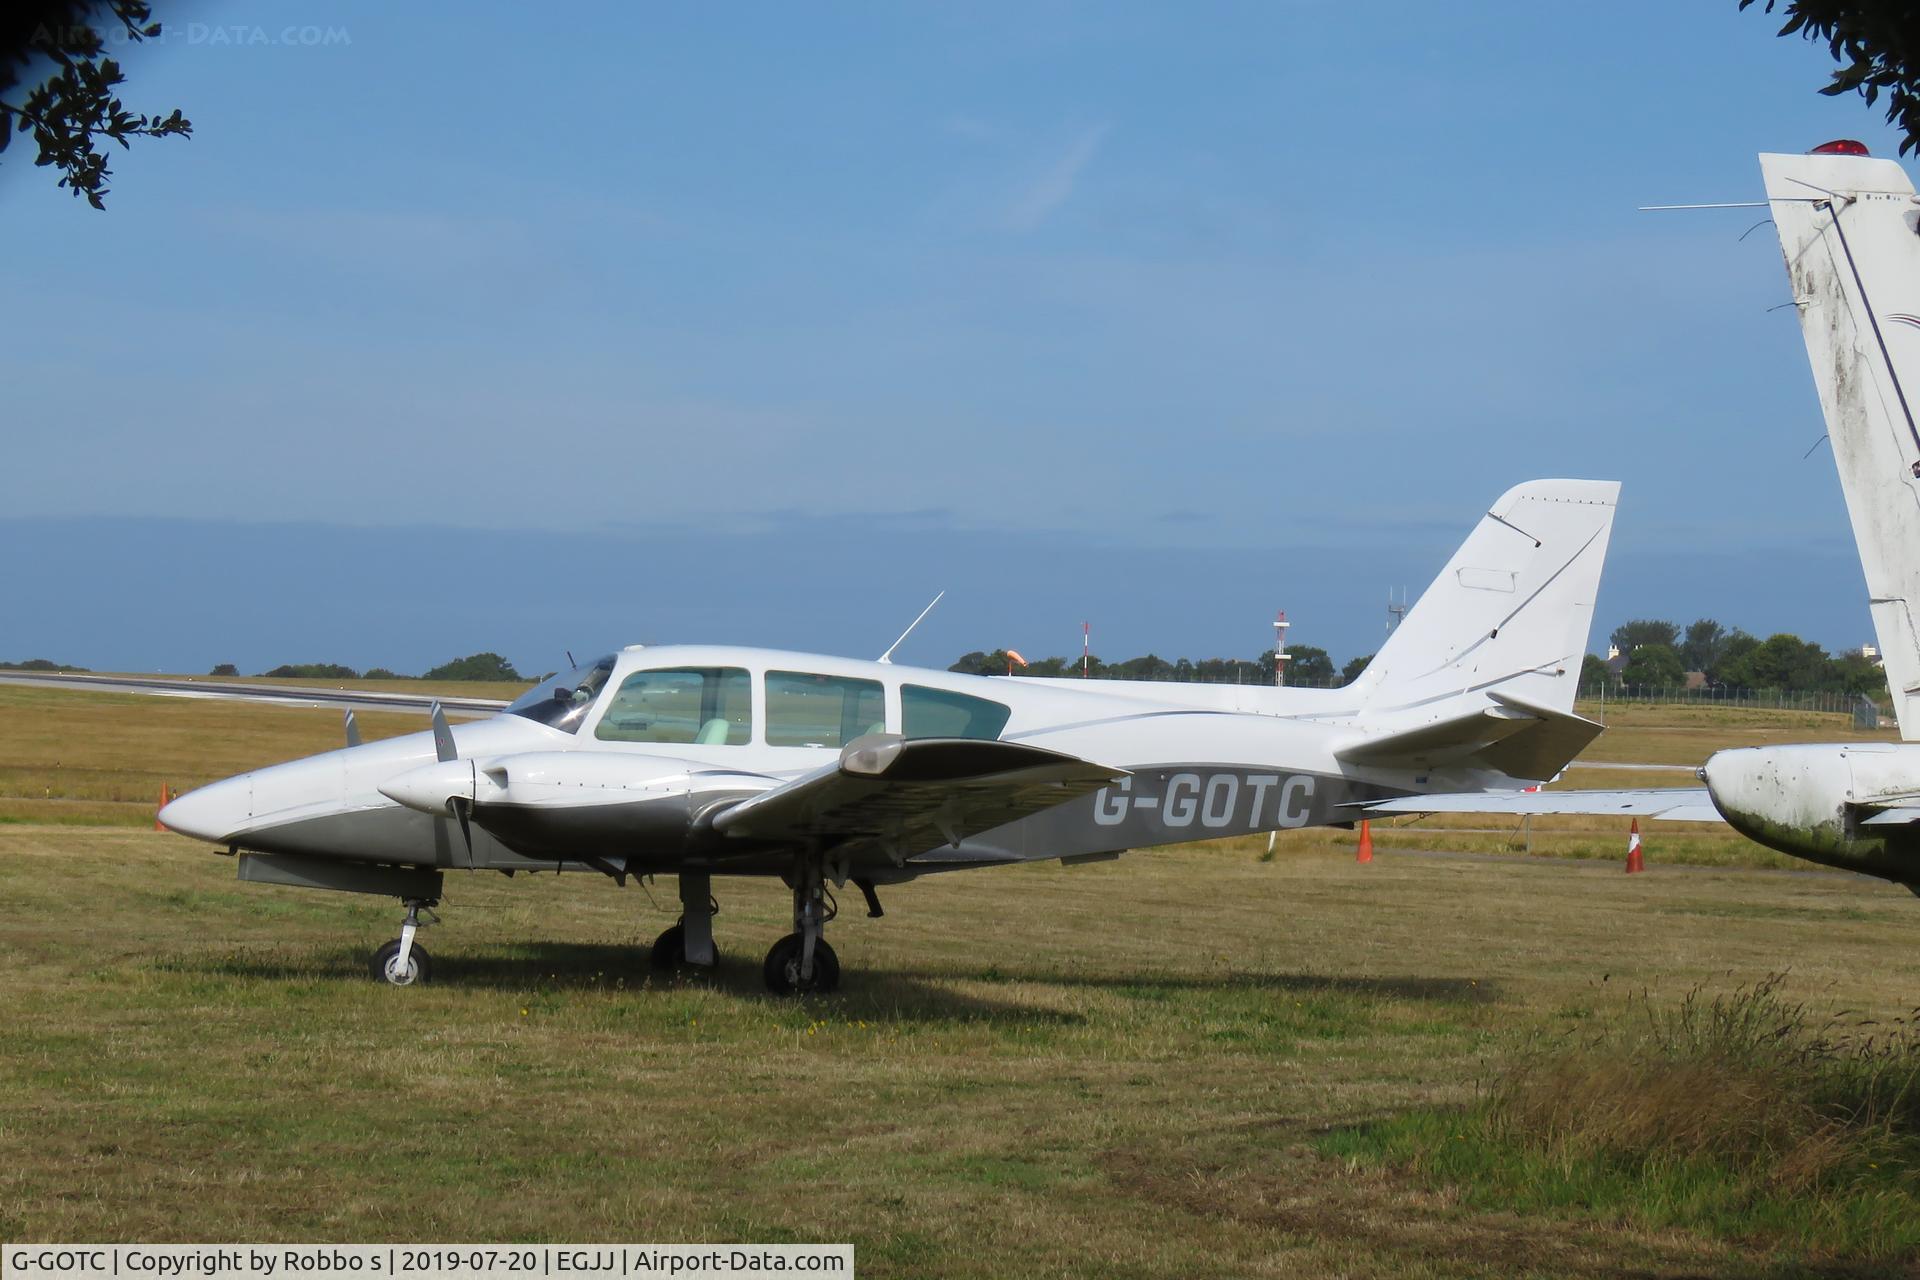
[0,1,1911,675]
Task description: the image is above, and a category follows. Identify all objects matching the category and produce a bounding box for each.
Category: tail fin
[1346,479,1620,720]
[1762,148,1920,738]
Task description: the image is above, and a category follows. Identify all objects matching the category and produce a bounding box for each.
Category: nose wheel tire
[372,938,431,986]
[763,933,839,995]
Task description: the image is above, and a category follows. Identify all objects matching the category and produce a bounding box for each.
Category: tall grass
[1324,975,1920,1261]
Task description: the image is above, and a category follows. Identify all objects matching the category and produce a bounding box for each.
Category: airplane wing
[712,734,1125,862]
[1355,787,1723,823]
[1335,693,1607,782]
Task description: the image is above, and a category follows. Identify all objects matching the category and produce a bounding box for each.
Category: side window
[902,684,1011,741]
[594,667,751,745]
[765,671,885,747]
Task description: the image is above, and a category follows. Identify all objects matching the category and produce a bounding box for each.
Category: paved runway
[0,671,507,718]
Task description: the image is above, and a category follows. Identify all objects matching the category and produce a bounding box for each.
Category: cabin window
[901,684,1011,741]
[765,671,885,747]
[594,667,751,745]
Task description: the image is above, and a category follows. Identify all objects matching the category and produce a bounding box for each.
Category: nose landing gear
[371,898,437,986]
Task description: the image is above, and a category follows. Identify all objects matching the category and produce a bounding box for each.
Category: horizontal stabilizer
[1858,806,1920,827]
[1356,787,1722,823]
[713,734,1125,861]
[1335,693,1605,781]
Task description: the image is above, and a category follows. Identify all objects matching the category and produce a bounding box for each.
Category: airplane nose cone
[157,775,251,843]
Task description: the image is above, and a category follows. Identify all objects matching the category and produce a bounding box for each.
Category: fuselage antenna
[879,591,947,665]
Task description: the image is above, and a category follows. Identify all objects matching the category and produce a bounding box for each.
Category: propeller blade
[430,701,457,763]
[450,794,475,861]
[344,709,362,749]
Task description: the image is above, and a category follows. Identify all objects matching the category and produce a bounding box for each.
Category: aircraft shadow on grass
[170,942,1493,1020]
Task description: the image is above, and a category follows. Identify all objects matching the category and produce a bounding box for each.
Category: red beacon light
[1810,139,1871,156]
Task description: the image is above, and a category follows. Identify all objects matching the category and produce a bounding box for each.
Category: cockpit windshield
[505,654,618,733]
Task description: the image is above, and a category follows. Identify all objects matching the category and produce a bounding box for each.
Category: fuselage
[159,643,1537,879]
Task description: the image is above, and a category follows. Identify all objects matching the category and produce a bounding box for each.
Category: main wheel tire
[762,933,840,995]
[650,923,719,972]
[649,923,685,971]
[371,938,431,986]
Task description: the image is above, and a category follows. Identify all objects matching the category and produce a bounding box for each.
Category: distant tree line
[948,647,1376,687]
[0,657,89,671]
[231,652,527,683]
[1584,618,1889,698]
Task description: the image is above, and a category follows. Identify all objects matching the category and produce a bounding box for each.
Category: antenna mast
[1273,611,1291,687]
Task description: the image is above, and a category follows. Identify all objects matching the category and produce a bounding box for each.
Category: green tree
[363,667,406,680]
[1610,619,1680,653]
[1113,654,1175,681]
[1680,619,1729,674]
[1741,1,1920,155]
[1710,630,1761,684]
[1719,633,1831,691]
[1282,645,1335,686]
[1,2,192,207]
[1581,653,1612,688]
[1830,648,1891,697]
[1621,643,1687,688]
[421,652,523,682]
[263,663,358,679]
[207,663,237,677]
[1340,653,1375,685]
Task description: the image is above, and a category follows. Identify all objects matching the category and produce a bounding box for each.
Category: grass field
[3,686,1918,1275]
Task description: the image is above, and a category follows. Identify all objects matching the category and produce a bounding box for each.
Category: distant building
[1863,642,1882,665]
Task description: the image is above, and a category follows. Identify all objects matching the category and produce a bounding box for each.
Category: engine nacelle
[380,751,772,863]
[1702,742,1920,888]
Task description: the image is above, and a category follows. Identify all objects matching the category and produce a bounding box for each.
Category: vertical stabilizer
[1762,149,1920,738]
[1345,479,1619,719]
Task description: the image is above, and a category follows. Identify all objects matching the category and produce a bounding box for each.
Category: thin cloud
[1002,123,1109,231]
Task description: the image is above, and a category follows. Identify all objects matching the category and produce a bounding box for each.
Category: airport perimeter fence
[1577,682,1891,721]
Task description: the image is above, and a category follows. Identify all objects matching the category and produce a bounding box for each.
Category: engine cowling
[1702,742,1920,887]
[379,751,770,862]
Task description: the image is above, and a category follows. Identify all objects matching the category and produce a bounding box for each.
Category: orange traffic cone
[1625,818,1645,874]
[1356,819,1374,864]
[155,783,170,831]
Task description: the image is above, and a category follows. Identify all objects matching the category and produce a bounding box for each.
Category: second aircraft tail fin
[1763,146,1920,738]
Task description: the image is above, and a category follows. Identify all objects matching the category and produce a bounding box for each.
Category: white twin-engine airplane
[160,478,1619,993]
[1366,142,1920,892]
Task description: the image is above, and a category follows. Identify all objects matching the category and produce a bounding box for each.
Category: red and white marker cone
[1625,818,1645,874]
[1356,819,1374,864]
[155,783,170,831]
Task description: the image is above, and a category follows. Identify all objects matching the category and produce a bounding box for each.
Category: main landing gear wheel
[650,923,721,971]
[763,933,839,995]
[372,937,431,985]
